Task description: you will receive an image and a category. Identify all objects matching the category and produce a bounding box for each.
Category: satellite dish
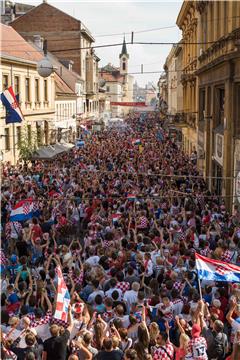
[37,57,54,78]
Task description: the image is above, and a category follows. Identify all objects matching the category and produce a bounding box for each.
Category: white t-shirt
[231,319,240,343]
[88,290,104,305]
[85,256,100,266]
[105,287,122,300]
[123,290,138,308]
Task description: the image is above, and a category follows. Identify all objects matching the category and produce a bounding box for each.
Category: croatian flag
[1,86,24,124]
[112,213,121,224]
[132,139,141,146]
[10,199,39,222]
[195,253,240,283]
[127,194,136,201]
[54,266,70,322]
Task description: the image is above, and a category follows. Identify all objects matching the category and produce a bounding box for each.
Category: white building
[99,38,134,117]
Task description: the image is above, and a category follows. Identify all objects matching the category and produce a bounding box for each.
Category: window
[35,79,40,102]
[16,126,21,148]
[122,62,126,71]
[106,86,110,92]
[27,125,31,143]
[216,88,225,126]
[2,75,9,90]
[25,78,30,102]
[4,128,10,150]
[199,88,206,122]
[44,80,48,101]
[14,76,20,95]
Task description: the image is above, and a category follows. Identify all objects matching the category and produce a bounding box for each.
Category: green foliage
[18,126,38,163]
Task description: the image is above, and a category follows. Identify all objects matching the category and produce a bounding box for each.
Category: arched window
[122,62,126,71]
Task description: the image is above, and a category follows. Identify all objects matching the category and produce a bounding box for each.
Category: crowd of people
[1,112,240,360]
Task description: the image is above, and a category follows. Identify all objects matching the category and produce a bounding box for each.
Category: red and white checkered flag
[54,266,70,322]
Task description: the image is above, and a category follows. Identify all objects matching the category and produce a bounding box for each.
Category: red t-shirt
[32,224,43,242]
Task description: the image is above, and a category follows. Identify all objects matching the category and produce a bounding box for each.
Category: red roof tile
[0,24,43,63]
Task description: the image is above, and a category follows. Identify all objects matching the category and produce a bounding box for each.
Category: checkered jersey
[5,221,22,240]
[186,337,208,360]
[173,281,182,291]
[0,249,7,265]
[69,269,84,286]
[153,341,174,360]
[138,216,149,229]
[116,281,130,293]
[221,250,233,263]
[102,310,114,323]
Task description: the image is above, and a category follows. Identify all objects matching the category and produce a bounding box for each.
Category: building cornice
[176,1,193,28]
[1,54,37,67]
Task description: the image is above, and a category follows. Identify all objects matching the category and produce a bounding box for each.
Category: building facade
[164,44,183,117]
[195,0,240,209]
[176,1,198,154]
[99,38,134,118]
[54,73,77,143]
[10,1,99,123]
[0,24,55,164]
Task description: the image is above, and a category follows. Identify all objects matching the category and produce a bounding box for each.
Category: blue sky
[17,1,182,87]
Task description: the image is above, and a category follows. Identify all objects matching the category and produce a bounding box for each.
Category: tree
[18,126,38,163]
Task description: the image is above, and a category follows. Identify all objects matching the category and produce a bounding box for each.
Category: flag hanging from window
[0,86,24,124]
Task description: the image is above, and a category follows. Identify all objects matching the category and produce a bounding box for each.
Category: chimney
[33,35,43,49]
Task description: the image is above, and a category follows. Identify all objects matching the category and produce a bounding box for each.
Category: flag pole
[198,276,203,300]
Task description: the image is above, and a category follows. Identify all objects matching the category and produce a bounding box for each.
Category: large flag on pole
[10,199,39,222]
[1,86,24,124]
[54,266,70,322]
[195,253,240,283]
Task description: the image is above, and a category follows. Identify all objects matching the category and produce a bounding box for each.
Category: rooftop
[0,23,43,63]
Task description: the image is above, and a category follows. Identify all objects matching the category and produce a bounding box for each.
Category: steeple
[119,36,129,59]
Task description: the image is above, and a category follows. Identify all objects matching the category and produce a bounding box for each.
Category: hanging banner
[110,101,146,107]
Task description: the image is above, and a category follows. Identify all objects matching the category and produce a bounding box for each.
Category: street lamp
[37,40,54,78]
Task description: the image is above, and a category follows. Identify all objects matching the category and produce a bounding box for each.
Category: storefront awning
[32,143,74,160]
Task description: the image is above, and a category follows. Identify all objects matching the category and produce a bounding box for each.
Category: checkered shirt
[5,221,22,240]
[102,310,114,323]
[0,249,7,265]
[138,216,149,229]
[29,310,52,328]
[221,250,232,263]
[173,281,182,292]
[69,269,84,286]
[186,337,208,360]
[116,281,130,293]
[200,248,211,257]
[153,341,174,360]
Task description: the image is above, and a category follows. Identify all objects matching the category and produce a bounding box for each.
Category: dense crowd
[1,112,240,360]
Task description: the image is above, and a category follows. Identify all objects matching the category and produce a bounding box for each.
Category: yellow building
[195,1,240,209]
[176,1,198,155]
[0,24,55,164]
